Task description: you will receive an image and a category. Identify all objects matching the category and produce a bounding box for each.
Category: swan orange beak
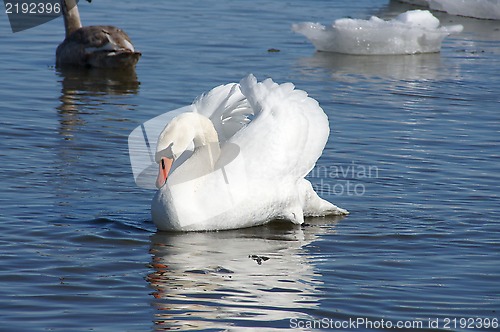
[155,157,173,189]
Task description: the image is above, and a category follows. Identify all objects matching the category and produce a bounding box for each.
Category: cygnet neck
[61,0,83,37]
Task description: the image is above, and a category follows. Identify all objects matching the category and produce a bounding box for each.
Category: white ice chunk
[397,0,500,20]
[397,0,430,6]
[429,0,500,20]
[292,10,463,55]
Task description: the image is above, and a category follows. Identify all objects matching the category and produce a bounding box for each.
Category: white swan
[151,75,348,231]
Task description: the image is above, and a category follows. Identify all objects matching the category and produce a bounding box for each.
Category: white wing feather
[238,74,329,178]
[192,83,252,142]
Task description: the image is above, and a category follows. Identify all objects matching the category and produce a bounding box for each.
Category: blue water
[0,0,499,331]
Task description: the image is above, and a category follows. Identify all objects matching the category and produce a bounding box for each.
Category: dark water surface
[1,0,499,331]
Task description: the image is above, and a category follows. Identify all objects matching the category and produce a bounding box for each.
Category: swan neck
[193,119,220,167]
[62,0,82,37]
[193,123,218,148]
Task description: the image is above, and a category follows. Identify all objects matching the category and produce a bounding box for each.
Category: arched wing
[192,83,254,143]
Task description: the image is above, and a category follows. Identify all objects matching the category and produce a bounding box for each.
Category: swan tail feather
[299,179,349,216]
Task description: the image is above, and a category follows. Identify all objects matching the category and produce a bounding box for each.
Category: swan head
[154,112,219,189]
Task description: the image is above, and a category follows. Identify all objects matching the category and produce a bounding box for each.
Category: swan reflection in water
[57,66,140,103]
[56,66,140,138]
[54,66,140,215]
[147,217,343,330]
[297,51,445,82]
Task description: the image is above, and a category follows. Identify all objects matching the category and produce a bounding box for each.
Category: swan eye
[155,143,174,163]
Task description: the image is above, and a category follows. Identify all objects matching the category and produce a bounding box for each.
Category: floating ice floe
[397,0,430,5]
[397,0,500,20]
[292,10,463,55]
